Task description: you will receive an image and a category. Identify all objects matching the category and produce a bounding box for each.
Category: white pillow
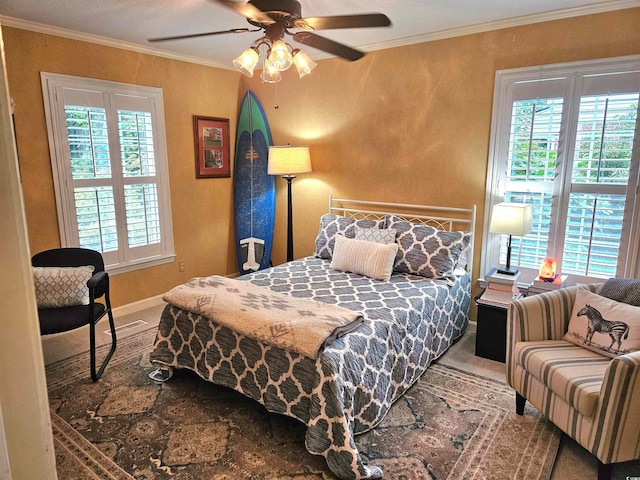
[33,265,95,308]
[355,226,397,245]
[330,235,398,282]
[564,288,640,358]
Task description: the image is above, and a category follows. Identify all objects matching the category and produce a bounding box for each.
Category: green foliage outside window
[503,94,638,278]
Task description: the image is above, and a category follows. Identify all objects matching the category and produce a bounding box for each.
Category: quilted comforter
[149,256,470,479]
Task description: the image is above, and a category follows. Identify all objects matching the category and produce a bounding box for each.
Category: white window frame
[482,55,640,286]
[41,73,175,275]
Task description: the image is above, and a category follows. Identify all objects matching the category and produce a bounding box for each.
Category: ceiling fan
[148,0,392,63]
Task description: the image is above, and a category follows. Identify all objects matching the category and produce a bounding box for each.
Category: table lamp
[489,202,533,275]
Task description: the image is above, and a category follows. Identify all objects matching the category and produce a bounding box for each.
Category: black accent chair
[32,248,116,381]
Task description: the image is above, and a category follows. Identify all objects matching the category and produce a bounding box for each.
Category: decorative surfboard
[233,91,275,274]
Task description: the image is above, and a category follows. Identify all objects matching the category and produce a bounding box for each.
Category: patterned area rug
[46,328,561,480]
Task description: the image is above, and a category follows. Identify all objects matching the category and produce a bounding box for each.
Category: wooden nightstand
[475,292,508,363]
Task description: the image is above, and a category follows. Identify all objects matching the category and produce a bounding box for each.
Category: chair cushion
[514,340,610,417]
[38,303,106,335]
[564,288,640,358]
[33,265,94,308]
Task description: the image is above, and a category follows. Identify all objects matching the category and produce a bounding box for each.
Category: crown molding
[358,0,640,53]
[0,15,235,70]
[2,0,639,64]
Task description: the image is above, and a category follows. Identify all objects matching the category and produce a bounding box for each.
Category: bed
[149,197,476,479]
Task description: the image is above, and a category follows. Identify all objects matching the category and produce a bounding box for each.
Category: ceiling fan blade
[293,32,364,61]
[299,13,391,31]
[210,0,275,25]
[148,28,256,42]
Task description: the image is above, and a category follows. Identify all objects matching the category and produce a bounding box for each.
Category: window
[484,56,640,284]
[41,73,174,274]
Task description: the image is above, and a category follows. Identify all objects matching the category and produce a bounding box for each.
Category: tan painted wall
[248,8,640,287]
[3,26,242,307]
[4,7,640,308]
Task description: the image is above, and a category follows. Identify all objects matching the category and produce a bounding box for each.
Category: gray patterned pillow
[385,214,471,281]
[599,278,640,306]
[314,214,384,259]
[355,227,397,245]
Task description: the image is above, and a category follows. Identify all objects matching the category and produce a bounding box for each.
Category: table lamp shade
[489,202,533,275]
[267,146,312,175]
[489,203,533,236]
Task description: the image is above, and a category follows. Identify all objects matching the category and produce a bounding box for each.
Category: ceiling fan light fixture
[260,58,282,83]
[148,1,390,80]
[233,47,260,77]
[268,40,293,71]
[292,49,317,78]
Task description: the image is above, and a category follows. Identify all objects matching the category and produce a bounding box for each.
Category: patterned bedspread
[150,256,470,479]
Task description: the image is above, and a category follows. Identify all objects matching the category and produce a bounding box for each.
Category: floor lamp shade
[267,146,312,176]
[489,202,533,275]
[267,146,312,262]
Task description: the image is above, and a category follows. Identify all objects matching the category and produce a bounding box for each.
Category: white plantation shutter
[113,95,164,261]
[74,185,118,253]
[485,57,640,283]
[504,92,564,270]
[563,89,639,277]
[42,73,174,274]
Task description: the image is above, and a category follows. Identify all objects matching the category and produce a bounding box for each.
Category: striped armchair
[506,285,640,480]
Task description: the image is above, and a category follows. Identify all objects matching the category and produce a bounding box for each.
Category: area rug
[46,327,561,480]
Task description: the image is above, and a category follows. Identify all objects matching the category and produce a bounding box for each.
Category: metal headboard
[329,195,477,277]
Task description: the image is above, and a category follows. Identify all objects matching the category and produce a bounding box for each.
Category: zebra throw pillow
[564,288,640,358]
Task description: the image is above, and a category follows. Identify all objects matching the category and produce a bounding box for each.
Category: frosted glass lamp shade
[233,47,259,77]
[268,146,312,176]
[292,50,317,78]
[268,40,293,71]
[260,58,282,83]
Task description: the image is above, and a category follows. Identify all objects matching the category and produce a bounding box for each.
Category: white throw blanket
[162,276,364,359]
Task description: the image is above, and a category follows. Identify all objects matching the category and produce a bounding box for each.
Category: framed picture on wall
[194,116,230,178]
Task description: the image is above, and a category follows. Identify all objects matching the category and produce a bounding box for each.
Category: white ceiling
[1,0,639,70]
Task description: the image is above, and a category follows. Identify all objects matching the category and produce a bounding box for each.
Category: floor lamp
[267,145,312,262]
[489,202,533,275]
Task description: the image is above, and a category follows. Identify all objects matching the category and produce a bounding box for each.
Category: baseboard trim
[112,294,165,318]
